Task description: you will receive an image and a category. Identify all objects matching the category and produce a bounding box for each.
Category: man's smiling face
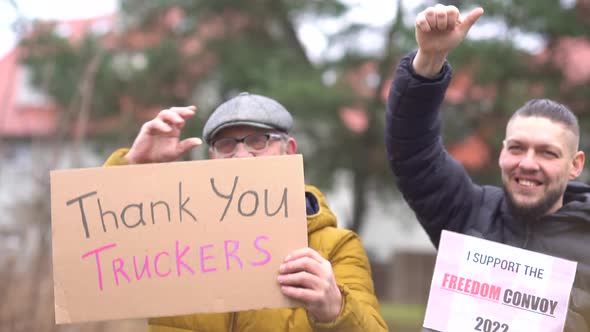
[499,115,583,218]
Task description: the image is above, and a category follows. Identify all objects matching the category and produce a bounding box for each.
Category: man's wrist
[123,149,140,164]
[310,287,344,323]
[413,49,447,78]
[308,285,347,327]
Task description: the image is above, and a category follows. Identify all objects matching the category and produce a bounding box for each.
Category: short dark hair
[510,99,580,145]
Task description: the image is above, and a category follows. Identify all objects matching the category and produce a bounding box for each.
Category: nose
[518,151,540,171]
[232,142,253,158]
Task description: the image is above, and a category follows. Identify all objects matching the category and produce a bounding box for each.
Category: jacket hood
[565,181,590,197]
[304,185,337,235]
[559,181,590,218]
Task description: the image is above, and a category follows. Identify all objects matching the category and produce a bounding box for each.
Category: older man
[105,92,387,332]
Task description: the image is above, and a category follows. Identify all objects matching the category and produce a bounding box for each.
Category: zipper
[229,312,237,332]
[523,220,532,249]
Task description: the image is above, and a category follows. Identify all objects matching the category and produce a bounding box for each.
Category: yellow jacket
[104,149,388,332]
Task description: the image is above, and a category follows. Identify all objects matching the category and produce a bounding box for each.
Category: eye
[245,134,269,150]
[507,145,524,153]
[214,138,237,153]
[542,150,559,158]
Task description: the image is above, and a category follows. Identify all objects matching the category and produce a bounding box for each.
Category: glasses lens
[214,138,237,154]
[245,134,269,151]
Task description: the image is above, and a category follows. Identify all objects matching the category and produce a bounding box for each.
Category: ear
[498,139,508,168]
[569,151,585,179]
[286,137,298,154]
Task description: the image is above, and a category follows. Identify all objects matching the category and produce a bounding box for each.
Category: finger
[277,271,321,289]
[447,6,459,30]
[284,247,325,264]
[280,285,321,304]
[158,109,187,126]
[168,106,197,119]
[177,137,202,155]
[415,12,431,32]
[280,257,323,276]
[459,7,484,35]
[144,119,173,135]
[424,8,437,31]
[435,4,447,31]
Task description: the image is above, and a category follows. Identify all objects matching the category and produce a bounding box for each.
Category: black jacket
[385,52,590,332]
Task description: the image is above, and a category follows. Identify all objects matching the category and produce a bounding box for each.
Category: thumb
[459,7,484,35]
[177,137,203,155]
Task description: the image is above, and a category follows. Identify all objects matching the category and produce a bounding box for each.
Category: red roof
[0,14,114,138]
[0,47,58,137]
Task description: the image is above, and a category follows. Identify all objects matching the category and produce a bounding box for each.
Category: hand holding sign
[126,106,203,164]
[278,247,342,323]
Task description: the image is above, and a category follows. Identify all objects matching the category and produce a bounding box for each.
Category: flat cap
[203,92,293,144]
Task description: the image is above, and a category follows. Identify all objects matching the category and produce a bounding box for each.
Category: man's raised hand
[125,106,203,164]
[413,4,484,78]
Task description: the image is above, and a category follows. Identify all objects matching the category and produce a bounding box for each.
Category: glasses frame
[211,132,287,156]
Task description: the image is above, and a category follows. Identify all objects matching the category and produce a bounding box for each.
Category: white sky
[0,0,412,59]
[0,1,541,60]
[299,0,402,61]
[0,0,118,56]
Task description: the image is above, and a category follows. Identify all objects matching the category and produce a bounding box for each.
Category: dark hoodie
[385,52,590,332]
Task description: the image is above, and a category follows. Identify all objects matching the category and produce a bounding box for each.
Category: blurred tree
[19,0,417,235]
[18,0,590,236]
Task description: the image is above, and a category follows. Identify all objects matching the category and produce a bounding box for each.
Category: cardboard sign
[50,155,308,324]
[424,230,577,332]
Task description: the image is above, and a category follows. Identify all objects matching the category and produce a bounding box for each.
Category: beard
[503,183,565,220]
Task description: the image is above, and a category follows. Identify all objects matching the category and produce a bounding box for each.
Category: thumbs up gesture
[413,5,484,78]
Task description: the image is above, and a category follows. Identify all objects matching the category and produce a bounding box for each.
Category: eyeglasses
[211,133,286,156]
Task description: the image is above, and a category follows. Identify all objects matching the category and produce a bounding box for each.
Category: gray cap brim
[203,92,293,143]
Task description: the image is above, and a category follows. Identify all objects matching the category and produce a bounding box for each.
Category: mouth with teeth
[515,177,542,188]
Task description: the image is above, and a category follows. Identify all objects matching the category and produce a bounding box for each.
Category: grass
[380,302,425,327]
